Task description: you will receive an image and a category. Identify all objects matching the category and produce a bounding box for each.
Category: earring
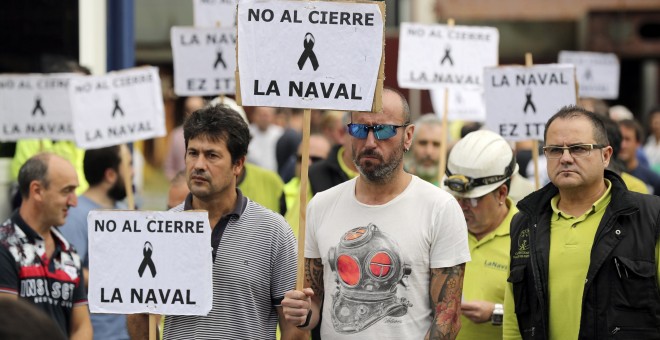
[499,202,503,206]
[404,148,409,153]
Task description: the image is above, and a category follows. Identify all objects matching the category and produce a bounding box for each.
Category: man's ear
[30,180,44,202]
[233,156,246,177]
[105,168,118,184]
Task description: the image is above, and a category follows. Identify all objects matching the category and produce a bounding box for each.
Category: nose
[193,154,208,170]
[68,193,78,208]
[559,148,574,164]
[363,128,378,148]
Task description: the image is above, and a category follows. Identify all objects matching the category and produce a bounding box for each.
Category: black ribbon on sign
[32,96,45,116]
[214,49,227,70]
[441,45,454,66]
[138,241,157,278]
[112,95,125,118]
[297,33,319,71]
[523,88,536,114]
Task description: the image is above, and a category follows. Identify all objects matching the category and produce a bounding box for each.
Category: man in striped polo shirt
[128,105,307,339]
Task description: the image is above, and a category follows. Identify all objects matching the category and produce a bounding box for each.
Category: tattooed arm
[281,257,324,330]
[425,264,466,340]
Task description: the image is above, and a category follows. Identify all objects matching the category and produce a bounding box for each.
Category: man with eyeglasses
[503,106,660,339]
[443,130,519,340]
[282,88,470,339]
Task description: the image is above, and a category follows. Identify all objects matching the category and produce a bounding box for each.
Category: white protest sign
[171,26,236,96]
[194,0,236,28]
[484,64,576,141]
[237,0,384,111]
[558,51,620,100]
[0,74,80,141]
[398,23,499,90]
[69,67,166,149]
[430,88,486,122]
[88,210,212,315]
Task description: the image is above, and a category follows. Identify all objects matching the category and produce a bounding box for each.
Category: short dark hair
[84,146,122,186]
[544,105,609,146]
[618,119,645,144]
[183,105,249,164]
[17,153,52,199]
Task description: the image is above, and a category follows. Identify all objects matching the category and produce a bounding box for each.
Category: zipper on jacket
[529,223,547,337]
[611,327,620,334]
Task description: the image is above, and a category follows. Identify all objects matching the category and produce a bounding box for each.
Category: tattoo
[304,258,325,301]
[426,264,465,340]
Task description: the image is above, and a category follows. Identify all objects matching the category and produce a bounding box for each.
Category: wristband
[491,303,503,326]
[297,310,312,328]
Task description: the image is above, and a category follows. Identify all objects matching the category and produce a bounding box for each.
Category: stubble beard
[353,139,405,184]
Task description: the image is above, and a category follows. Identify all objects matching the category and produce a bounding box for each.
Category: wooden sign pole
[296,108,312,290]
[525,53,541,190]
[437,18,455,186]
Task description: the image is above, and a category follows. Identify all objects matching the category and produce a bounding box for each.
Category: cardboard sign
[558,51,620,100]
[398,23,499,90]
[484,64,576,141]
[194,0,236,28]
[236,0,385,111]
[88,210,212,315]
[171,26,236,96]
[430,88,486,122]
[69,67,166,149]
[0,74,80,141]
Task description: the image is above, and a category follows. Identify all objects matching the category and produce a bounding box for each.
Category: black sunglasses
[297,155,324,163]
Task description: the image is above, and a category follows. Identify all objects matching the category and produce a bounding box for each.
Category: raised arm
[425,263,466,340]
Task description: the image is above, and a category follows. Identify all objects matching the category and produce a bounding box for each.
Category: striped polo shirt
[163,189,298,339]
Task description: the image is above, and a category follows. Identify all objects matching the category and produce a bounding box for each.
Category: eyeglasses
[542,144,605,159]
[444,155,516,193]
[347,123,409,140]
[297,155,324,163]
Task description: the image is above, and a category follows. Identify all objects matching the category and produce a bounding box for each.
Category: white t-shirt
[306,175,471,339]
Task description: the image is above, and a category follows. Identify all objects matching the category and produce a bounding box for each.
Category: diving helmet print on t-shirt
[327,223,412,334]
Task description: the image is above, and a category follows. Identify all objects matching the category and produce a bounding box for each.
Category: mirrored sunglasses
[347,123,409,140]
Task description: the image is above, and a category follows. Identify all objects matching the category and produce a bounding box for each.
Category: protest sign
[87,210,212,315]
[430,88,486,122]
[0,73,80,141]
[398,22,498,90]
[69,67,166,149]
[171,26,236,96]
[484,64,576,141]
[236,0,385,111]
[194,0,236,28]
[558,50,619,99]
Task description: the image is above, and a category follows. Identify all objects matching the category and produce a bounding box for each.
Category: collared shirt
[183,189,247,262]
[165,188,298,339]
[459,198,518,340]
[0,211,87,337]
[547,180,612,340]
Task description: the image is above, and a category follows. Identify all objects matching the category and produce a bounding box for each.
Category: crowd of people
[2,64,660,339]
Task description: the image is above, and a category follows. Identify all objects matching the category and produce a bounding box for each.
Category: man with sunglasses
[503,106,660,339]
[443,130,519,339]
[282,88,470,339]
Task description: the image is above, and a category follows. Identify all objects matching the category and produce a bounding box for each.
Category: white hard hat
[208,96,248,124]
[442,130,518,198]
